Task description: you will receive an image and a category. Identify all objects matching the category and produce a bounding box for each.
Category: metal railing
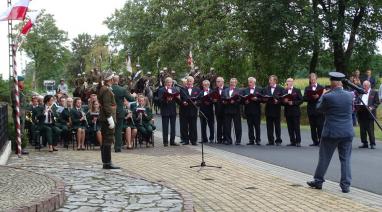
[0,103,8,151]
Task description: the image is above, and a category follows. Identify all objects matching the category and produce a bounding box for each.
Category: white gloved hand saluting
[107,116,115,129]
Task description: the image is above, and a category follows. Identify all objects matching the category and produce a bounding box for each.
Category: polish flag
[21,12,37,35]
[0,0,30,21]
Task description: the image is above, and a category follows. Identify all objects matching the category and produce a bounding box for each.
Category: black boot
[102,145,120,169]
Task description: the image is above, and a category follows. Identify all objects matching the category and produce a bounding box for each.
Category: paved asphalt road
[153,114,382,195]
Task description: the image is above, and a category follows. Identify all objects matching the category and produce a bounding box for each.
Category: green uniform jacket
[111,84,135,118]
[98,85,116,122]
[133,105,153,126]
[70,108,87,129]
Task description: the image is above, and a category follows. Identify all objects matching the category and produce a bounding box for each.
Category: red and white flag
[0,0,30,21]
[20,12,37,35]
[187,50,194,70]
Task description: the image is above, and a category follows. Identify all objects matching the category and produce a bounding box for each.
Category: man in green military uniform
[112,75,136,152]
[98,70,119,169]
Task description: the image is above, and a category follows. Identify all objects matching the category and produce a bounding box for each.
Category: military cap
[195,66,199,70]
[77,73,81,77]
[103,70,114,81]
[210,67,215,71]
[328,72,345,81]
[147,71,152,75]
[17,76,24,81]
[163,67,168,71]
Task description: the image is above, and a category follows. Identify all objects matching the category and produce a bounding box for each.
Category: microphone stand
[174,84,222,169]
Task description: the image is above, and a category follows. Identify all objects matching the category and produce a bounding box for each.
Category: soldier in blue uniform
[307,72,354,193]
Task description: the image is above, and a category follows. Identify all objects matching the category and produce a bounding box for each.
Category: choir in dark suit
[264,75,284,145]
[241,77,262,145]
[157,77,179,146]
[222,78,242,145]
[180,76,201,145]
[214,77,227,144]
[282,78,303,147]
[198,80,215,143]
[357,80,380,149]
[303,73,324,146]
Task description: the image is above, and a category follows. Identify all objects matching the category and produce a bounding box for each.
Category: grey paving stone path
[7,151,183,212]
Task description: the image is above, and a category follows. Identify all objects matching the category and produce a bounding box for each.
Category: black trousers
[246,114,261,143]
[266,116,282,144]
[179,112,186,142]
[359,118,375,146]
[101,121,114,165]
[286,115,301,144]
[224,113,242,144]
[180,115,198,144]
[162,115,176,144]
[308,114,324,144]
[200,114,214,142]
[215,114,225,143]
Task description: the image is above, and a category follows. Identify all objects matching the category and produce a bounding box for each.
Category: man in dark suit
[198,80,215,143]
[214,77,227,144]
[241,77,262,145]
[282,78,303,147]
[178,78,188,144]
[361,69,376,89]
[357,80,380,149]
[303,73,325,146]
[308,72,354,193]
[264,75,283,145]
[157,77,179,146]
[222,78,242,145]
[180,76,201,145]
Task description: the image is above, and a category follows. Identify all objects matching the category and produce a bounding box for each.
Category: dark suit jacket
[263,85,284,117]
[34,105,56,126]
[240,87,262,116]
[282,88,303,117]
[317,87,354,138]
[221,87,241,115]
[214,86,227,116]
[357,89,380,119]
[303,84,325,116]
[198,89,214,117]
[157,87,178,117]
[180,87,201,117]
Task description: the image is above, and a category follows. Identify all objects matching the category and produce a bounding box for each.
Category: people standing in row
[283,78,303,147]
[303,73,324,146]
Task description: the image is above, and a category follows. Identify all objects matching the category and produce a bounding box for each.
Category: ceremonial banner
[0,0,30,21]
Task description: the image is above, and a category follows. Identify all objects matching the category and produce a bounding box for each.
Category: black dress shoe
[307,181,322,189]
[310,143,319,146]
[246,142,255,145]
[235,142,241,145]
[115,149,122,153]
[191,143,197,146]
[287,143,296,147]
[358,144,368,148]
[296,143,301,147]
[21,150,29,155]
[276,143,281,146]
[225,142,232,145]
[266,143,274,146]
[256,142,261,146]
[182,142,189,145]
[341,187,350,193]
[371,145,376,149]
[103,164,120,169]
[164,143,168,147]
[170,143,179,146]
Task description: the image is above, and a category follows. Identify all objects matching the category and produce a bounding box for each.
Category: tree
[22,10,69,90]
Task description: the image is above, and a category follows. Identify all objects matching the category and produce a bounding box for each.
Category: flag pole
[11,43,22,157]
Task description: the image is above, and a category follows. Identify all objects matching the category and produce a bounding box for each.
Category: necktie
[48,111,51,123]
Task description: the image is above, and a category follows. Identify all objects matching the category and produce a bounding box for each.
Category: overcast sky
[0,0,126,79]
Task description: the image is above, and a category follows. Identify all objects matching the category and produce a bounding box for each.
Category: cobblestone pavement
[7,150,184,212]
[0,166,60,211]
[6,131,382,212]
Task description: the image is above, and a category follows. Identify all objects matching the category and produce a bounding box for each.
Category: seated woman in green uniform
[133,95,156,144]
[123,98,137,149]
[71,97,87,150]
[87,100,102,146]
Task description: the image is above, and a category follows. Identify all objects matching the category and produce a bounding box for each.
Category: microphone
[341,78,366,94]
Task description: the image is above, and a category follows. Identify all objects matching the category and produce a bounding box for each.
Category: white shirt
[288,87,293,94]
[271,85,276,95]
[58,83,68,94]
[44,105,52,124]
[229,88,234,97]
[312,83,317,91]
[250,87,255,94]
[188,88,192,96]
[167,87,172,94]
[204,89,209,96]
[362,88,370,105]
[219,87,223,95]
